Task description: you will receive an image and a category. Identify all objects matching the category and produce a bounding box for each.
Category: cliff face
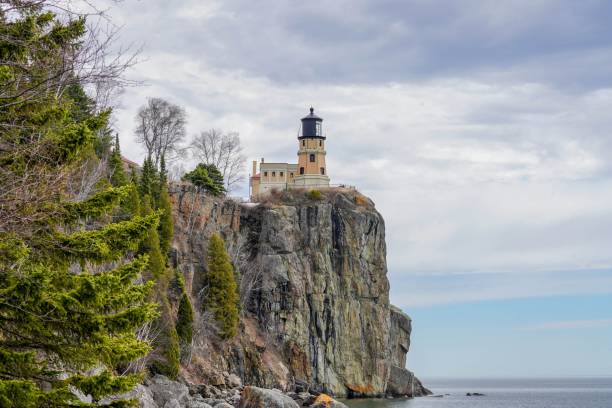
[170,186,428,398]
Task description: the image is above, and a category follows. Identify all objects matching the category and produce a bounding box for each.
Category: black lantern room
[299,107,324,139]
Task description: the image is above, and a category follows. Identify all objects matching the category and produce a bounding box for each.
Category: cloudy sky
[101,0,612,378]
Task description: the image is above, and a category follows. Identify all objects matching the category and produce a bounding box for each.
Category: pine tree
[202,163,225,191]
[123,176,142,218]
[203,234,239,339]
[140,157,157,199]
[109,134,128,187]
[149,296,180,380]
[138,194,180,378]
[65,81,112,157]
[176,291,194,359]
[159,156,168,186]
[0,7,158,406]
[183,163,226,196]
[139,195,166,281]
[157,186,174,257]
[155,156,173,255]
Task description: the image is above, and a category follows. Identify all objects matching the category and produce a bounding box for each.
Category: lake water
[343,378,612,408]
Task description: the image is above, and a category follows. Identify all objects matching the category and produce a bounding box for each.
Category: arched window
[320,167,325,175]
[302,140,305,147]
[300,167,304,175]
[309,154,315,162]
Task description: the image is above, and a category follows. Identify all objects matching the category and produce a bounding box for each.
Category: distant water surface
[343,378,612,408]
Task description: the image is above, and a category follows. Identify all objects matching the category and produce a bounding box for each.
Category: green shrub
[176,292,194,359]
[139,195,166,281]
[203,234,239,339]
[307,189,323,200]
[150,297,180,379]
[183,163,226,196]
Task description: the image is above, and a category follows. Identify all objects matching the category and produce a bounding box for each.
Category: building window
[316,122,322,136]
[280,172,284,177]
[264,171,268,177]
[320,167,325,175]
[290,172,294,177]
[302,140,305,147]
[309,154,315,162]
[300,167,304,175]
[319,140,322,147]
[272,171,276,177]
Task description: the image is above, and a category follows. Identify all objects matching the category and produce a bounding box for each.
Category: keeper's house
[250,107,330,200]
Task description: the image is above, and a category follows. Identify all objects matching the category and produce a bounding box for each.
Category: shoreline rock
[132,374,428,407]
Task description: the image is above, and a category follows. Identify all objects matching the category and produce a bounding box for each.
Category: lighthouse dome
[299,107,324,139]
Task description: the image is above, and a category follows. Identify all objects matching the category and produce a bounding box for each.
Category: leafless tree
[0,1,140,110]
[135,97,187,169]
[190,129,246,192]
[168,163,187,182]
[122,319,161,374]
[0,0,140,234]
[65,156,108,201]
[185,309,219,366]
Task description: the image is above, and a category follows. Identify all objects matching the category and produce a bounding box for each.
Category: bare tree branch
[0,0,141,236]
[190,129,246,192]
[135,97,187,169]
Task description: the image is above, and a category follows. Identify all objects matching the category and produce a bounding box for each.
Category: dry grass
[354,193,373,208]
[255,187,373,209]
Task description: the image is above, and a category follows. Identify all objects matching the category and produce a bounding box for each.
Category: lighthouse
[294,107,330,188]
[250,107,331,199]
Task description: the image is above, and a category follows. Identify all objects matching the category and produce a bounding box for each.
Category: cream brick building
[250,108,330,200]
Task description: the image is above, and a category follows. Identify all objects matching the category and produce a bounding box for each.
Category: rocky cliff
[169,186,429,398]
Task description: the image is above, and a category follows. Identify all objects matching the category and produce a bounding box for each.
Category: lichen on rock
[170,185,430,398]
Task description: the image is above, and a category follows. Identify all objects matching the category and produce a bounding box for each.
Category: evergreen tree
[138,195,179,378]
[123,172,141,218]
[154,156,173,255]
[150,297,180,379]
[65,81,95,122]
[139,157,157,199]
[64,81,112,157]
[203,234,239,339]
[0,7,158,406]
[176,291,194,360]
[159,156,168,186]
[183,163,212,189]
[139,195,165,281]
[183,163,226,196]
[201,163,224,191]
[109,134,128,187]
[157,181,174,256]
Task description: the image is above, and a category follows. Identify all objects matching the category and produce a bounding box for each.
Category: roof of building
[259,162,298,167]
[301,107,322,121]
[121,156,140,168]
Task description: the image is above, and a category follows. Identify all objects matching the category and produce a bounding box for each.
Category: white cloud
[520,319,612,331]
[390,269,612,307]
[98,0,612,306]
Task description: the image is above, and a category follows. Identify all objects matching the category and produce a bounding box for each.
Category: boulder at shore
[237,386,299,408]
